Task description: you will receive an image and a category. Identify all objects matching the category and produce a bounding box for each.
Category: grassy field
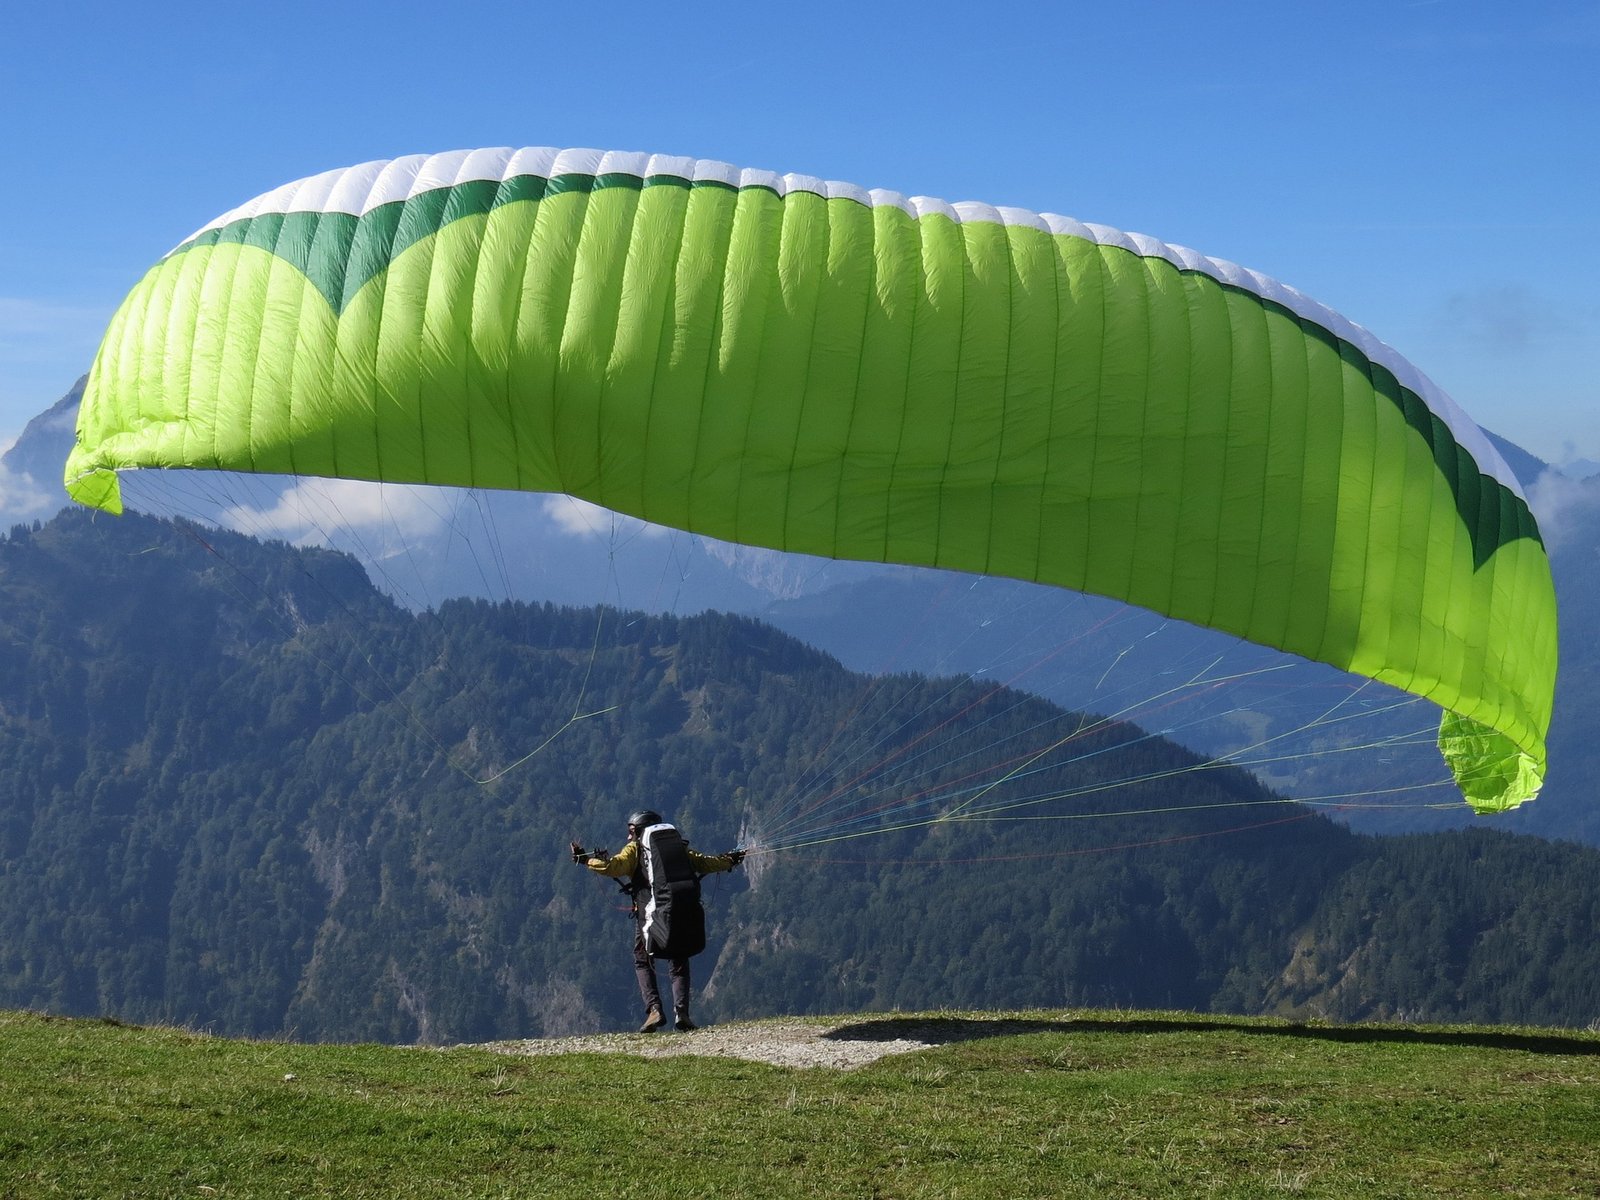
[2,1008,1597,1198]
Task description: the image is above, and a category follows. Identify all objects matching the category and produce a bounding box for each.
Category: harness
[630,823,708,959]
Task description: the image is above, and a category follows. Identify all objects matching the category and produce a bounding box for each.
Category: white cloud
[0,451,60,523]
[1527,468,1600,554]
[218,479,450,547]
[541,495,669,541]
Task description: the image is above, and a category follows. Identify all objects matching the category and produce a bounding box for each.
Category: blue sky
[3,0,1596,465]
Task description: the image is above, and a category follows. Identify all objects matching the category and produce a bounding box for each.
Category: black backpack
[637,823,707,958]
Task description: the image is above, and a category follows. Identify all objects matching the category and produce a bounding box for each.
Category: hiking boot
[640,1008,665,1033]
[674,1010,697,1032]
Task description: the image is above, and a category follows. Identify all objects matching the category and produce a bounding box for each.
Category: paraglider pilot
[572,810,744,1032]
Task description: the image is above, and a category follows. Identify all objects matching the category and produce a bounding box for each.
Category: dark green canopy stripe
[182,173,734,314]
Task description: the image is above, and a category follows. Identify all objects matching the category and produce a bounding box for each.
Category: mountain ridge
[2,507,1599,1040]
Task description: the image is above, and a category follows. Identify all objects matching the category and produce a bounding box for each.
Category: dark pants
[633,923,690,1018]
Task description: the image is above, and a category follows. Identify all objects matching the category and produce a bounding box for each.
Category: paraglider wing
[65,146,1557,812]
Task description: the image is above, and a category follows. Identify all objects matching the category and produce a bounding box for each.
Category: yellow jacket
[584,839,737,878]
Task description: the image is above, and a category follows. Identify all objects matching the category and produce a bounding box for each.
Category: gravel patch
[479,1020,926,1070]
[477,1013,1077,1071]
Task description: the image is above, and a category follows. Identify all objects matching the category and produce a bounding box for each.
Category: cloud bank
[218,479,451,548]
[541,495,669,541]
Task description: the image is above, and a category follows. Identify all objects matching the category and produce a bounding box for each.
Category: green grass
[2,1009,1597,1198]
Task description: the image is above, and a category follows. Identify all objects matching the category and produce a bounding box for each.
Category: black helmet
[627,810,662,831]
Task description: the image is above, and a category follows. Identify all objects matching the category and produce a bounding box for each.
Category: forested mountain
[1,510,1597,1043]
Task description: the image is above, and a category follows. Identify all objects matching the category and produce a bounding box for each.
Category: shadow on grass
[822,1014,1600,1057]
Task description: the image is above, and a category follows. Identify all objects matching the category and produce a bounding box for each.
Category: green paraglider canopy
[66,146,1557,812]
